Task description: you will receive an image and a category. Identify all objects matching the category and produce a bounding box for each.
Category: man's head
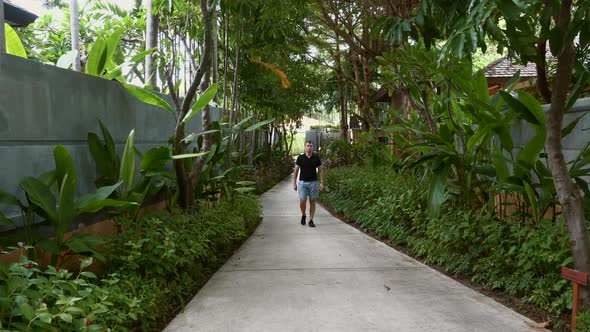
[305,140,314,153]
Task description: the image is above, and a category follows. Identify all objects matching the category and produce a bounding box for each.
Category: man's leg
[308,181,319,227]
[299,199,307,216]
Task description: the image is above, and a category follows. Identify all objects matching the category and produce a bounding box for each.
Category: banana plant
[20,145,135,266]
[84,27,155,81]
[182,117,274,200]
[4,24,27,58]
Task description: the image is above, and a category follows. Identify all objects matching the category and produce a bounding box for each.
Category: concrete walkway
[164,175,545,332]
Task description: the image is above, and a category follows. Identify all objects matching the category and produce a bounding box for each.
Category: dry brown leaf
[526,321,551,329]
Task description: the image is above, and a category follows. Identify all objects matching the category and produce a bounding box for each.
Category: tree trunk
[361,57,372,130]
[188,0,215,192]
[334,35,348,142]
[172,0,214,209]
[545,0,590,309]
[0,0,6,55]
[145,0,158,87]
[212,9,219,103]
[69,0,81,71]
[535,40,551,103]
[222,10,229,120]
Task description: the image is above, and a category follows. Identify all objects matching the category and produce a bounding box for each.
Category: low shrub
[0,193,261,331]
[322,166,573,315]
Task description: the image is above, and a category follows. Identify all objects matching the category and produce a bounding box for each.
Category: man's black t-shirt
[296,153,322,181]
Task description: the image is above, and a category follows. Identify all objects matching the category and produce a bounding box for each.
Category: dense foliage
[0,194,260,331]
[322,166,572,315]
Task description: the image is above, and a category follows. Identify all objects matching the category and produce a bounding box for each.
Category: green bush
[0,193,261,331]
[0,250,143,331]
[322,166,573,315]
[107,193,261,330]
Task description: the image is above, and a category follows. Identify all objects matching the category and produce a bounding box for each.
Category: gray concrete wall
[0,54,217,226]
[511,98,590,162]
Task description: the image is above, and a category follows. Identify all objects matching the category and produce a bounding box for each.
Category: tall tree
[544,0,590,308]
[144,0,158,87]
[159,0,215,209]
[69,0,80,71]
[316,0,421,131]
[378,0,590,308]
[0,0,5,55]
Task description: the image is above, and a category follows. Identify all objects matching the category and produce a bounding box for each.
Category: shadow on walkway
[164,175,545,331]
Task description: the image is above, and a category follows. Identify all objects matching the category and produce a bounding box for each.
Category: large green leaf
[63,233,106,261]
[98,120,118,167]
[204,143,218,166]
[140,147,171,173]
[245,118,275,132]
[517,91,546,126]
[19,177,57,223]
[523,181,539,218]
[181,83,219,124]
[87,133,117,181]
[54,145,77,189]
[516,133,545,170]
[171,152,209,160]
[57,173,76,236]
[428,166,448,218]
[492,146,510,181]
[56,50,78,69]
[105,27,124,64]
[85,37,107,76]
[233,116,254,130]
[130,47,157,63]
[5,24,27,58]
[77,198,137,214]
[75,181,122,210]
[496,0,525,20]
[474,69,489,102]
[120,130,136,192]
[0,212,14,226]
[565,70,589,111]
[467,126,491,153]
[0,189,21,207]
[494,126,514,151]
[499,91,540,125]
[562,113,588,138]
[123,83,174,113]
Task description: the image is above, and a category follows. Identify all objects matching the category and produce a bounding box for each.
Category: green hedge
[0,194,261,331]
[322,166,572,315]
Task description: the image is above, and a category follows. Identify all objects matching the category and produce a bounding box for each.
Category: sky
[9,0,138,16]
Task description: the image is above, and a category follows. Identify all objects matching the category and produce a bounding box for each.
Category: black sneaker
[309,220,315,228]
[300,215,306,225]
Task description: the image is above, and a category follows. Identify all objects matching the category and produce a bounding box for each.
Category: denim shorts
[298,181,319,200]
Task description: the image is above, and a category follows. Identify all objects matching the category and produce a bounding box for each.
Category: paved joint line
[219,266,430,273]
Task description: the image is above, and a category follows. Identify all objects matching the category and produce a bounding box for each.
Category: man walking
[293,140,324,227]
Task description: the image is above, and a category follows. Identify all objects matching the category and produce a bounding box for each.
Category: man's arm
[293,164,300,191]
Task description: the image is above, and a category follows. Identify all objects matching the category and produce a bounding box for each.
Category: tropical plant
[88,124,177,219]
[4,24,27,58]
[19,145,135,266]
[379,46,519,217]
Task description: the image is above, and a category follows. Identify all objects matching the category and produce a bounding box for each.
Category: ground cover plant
[321,166,574,329]
[0,193,260,331]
